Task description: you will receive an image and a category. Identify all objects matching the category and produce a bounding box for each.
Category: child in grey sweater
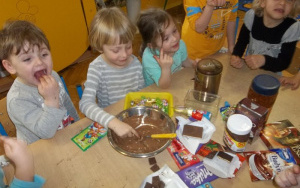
[0,20,79,144]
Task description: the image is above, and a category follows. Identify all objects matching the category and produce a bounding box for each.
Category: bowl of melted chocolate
[107,106,175,158]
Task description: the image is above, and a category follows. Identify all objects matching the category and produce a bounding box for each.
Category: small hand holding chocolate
[38,74,60,108]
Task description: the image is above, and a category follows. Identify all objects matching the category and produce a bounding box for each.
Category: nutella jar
[247,74,280,121]
[223,114,252,152]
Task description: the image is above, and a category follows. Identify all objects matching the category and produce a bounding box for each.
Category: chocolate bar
[217,151,233,163]
[182,124,203,138]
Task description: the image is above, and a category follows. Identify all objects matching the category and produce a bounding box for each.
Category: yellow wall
[0,0,97,72]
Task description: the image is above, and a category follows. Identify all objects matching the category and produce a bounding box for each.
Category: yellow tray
[124,92,174,117]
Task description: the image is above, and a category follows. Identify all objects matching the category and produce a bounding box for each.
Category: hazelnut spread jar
[223,114,252,152]
[247,74,280,120]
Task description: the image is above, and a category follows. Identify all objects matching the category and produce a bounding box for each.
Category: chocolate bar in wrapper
[177,161,218,188]
[235,98,268,143]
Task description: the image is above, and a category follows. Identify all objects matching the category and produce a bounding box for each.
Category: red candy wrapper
[244,148,296,181]
[167,138,200,170]
[196,139,226,157]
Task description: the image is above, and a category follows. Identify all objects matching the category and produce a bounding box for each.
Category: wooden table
[25,53,299,188]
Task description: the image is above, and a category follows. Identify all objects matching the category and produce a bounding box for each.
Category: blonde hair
[252,0,300,17]
[89,7,137,53]
[0,20,50,62]
[137,8,176,56]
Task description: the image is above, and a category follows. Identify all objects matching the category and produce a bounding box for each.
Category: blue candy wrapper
[177,161,218,188]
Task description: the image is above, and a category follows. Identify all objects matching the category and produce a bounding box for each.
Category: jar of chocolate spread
[223,114,252,152]
[247,74,280,121]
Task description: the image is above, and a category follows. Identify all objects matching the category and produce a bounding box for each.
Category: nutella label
[223,129,247,152]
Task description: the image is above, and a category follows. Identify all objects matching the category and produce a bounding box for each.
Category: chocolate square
[144,182,154,188]
[152,176,160,187]
[182,124,203,138]
[149,157,157,165]
[217,151,233,163]
[159,181,165,188]
[150,164,160,172]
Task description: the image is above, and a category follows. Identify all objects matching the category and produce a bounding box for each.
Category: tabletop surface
[25,53,299,188]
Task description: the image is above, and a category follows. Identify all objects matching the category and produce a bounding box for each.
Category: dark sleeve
[232,24,250,57]
[261,41,297,72]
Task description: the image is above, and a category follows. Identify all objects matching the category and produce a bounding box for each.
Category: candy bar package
[235,98,268,143]
[176,116,216,154]
[196,140,226,157]
[203,151,245,178]
[177,161,218,188]
[167,138,200,170]
[260,119,300,164]
[244,148,296,182]
[71,122,107,151]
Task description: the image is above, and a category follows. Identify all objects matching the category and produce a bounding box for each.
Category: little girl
[231,0,300,72]
[137,8,196,88]
[79,7,145,138]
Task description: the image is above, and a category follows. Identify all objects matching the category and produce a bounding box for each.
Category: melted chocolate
[111,115,169,153]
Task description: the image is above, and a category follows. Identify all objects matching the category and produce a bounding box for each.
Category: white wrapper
[176,116,216,154]
[203,151,241,178]
[140,164,188,188]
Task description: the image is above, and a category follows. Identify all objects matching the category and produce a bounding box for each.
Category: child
[280,71,300,90]
[79,7,144,138]
[0,20,79,144]
[231,0,300,72]
[181,0,238,60]
[0,136,45,187]
[274,164,300,188]
[137,8,195,88]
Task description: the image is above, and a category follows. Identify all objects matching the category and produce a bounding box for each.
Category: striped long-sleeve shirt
[79,55,145,128]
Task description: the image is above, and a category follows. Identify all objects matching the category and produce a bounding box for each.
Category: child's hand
[0,136,34,182]
[207,0,226,7]
[275,165,300,188]
[153,48,173,70]
[38,75,60,108]
[244,55,265,70]
[230,55,244,69]
[280,73,300,90]
[108,118,140,138]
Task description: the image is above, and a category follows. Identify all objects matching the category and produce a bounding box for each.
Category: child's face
[101,41,133,68]
[155,20,180,55]
[262,0,295,22]
[3,42,53,87]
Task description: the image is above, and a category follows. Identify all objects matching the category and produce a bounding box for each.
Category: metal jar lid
[196,58,223,75]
